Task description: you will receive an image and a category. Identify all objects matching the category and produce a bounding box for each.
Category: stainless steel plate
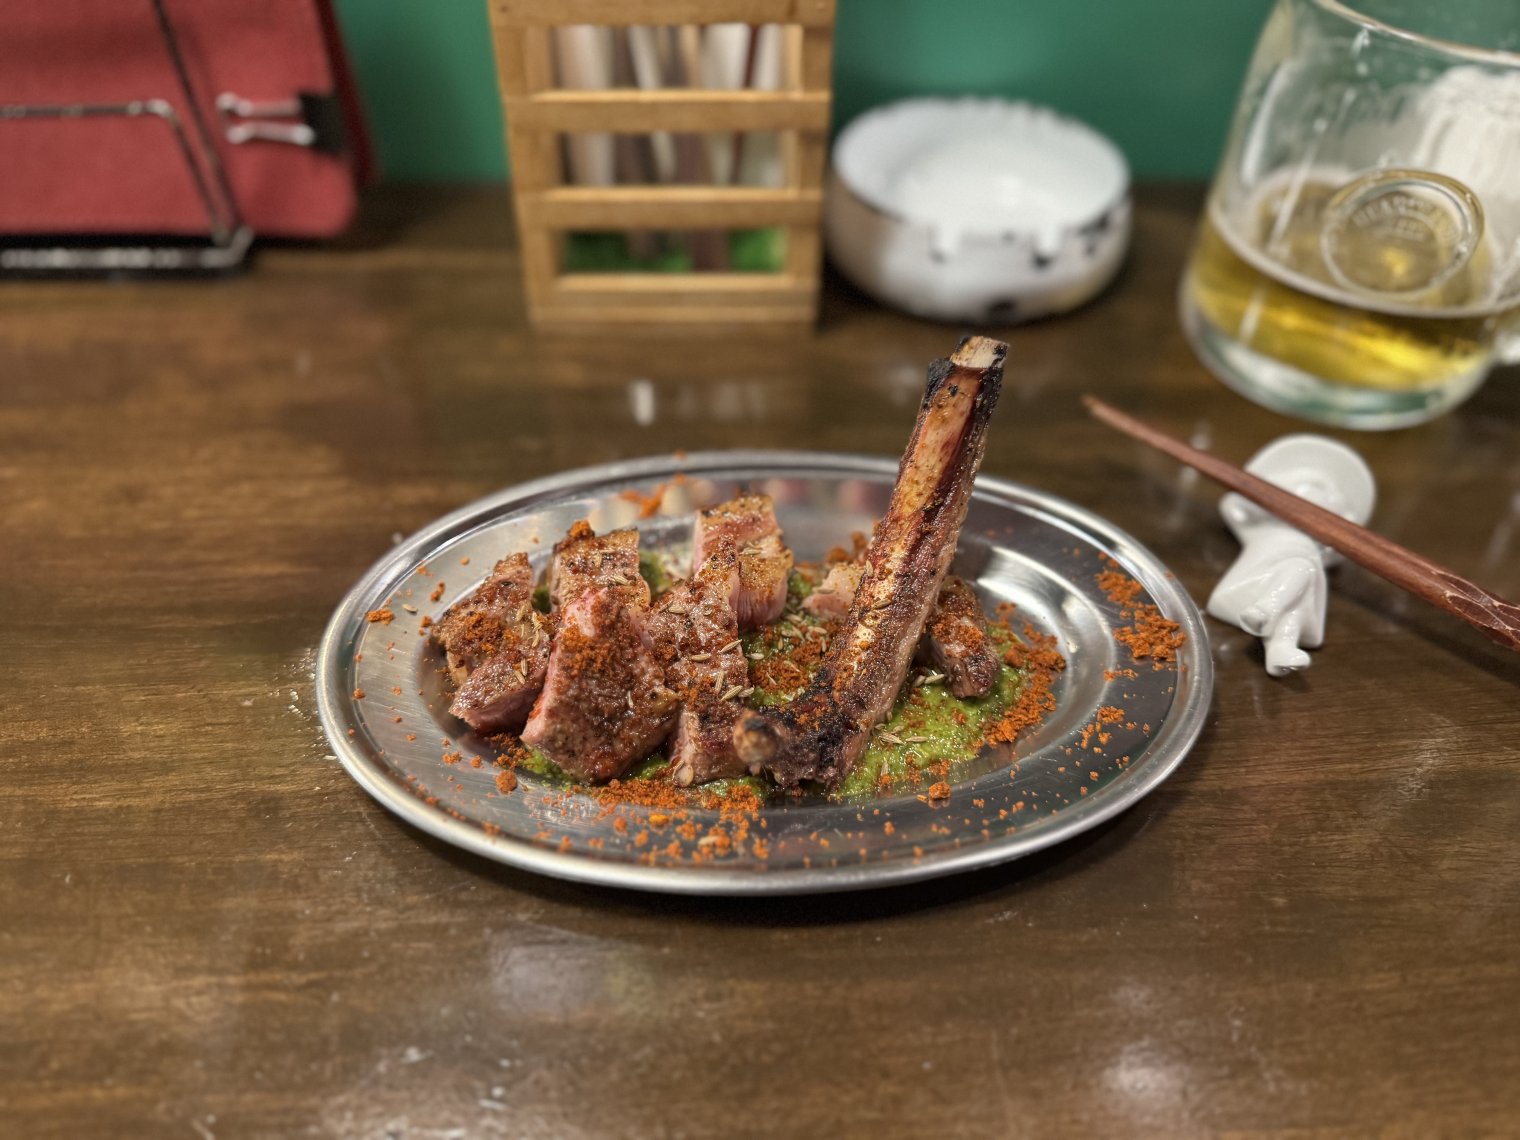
[317,452,1212,895]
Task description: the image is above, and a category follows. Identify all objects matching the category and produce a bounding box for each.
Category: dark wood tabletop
[5,185,1518,1139]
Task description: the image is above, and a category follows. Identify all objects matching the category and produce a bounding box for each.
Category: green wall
[333,0,1274,183]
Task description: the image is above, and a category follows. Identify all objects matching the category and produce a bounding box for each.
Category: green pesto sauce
[742,572,1029,799]
[638,550,674,596]
[836,627,1025,800]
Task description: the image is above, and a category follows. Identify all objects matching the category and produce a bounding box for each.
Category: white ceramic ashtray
[825,98,1132,323]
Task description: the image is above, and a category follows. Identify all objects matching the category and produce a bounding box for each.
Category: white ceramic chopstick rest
[1207,435,1377,677]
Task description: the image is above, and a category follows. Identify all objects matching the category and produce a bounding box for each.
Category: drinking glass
[1180,0,1520,429]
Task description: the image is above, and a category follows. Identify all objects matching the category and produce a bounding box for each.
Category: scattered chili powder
[352,688,365,700]
[495,770,518,794]
[617,473,689,519]
[1098,559,1186,667]
[365,609,394,625]
[982,623,1066,748]
[429,581,446,603]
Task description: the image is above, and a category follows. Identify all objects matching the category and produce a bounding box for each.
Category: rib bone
[732,336,1007,786]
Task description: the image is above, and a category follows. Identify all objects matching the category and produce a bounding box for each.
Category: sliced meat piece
[916,576,1000,699]
[432,553,551,734]
[693,494,793,630]
[520,587,678,782]
[736,533,792,631]
[431,554,536,685]
[449,635,549,732]
[647,564,750,786]
[549,521,648,609]
[732,336,1007,787]
[801,560,863,622]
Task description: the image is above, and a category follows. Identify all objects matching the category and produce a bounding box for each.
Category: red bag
[0,0,371,240]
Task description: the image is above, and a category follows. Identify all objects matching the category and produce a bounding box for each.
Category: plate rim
[316,450,1214,895]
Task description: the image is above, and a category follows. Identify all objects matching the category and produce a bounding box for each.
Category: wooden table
[5,186,1518,1138]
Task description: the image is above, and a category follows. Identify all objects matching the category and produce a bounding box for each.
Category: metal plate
[316,452,1213,895]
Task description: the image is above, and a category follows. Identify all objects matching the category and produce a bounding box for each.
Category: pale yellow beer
[1182,0,1520,427]
[1182,175,1517,413]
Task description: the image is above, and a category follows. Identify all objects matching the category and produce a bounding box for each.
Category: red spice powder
[618,473,689,519]
[365,609,394,625]
[982,623,1066,748]
[1098,560,1186,667]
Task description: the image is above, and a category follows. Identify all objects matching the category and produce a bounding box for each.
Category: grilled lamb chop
[520,586,677,782]
[916,576,1001,699]
[432,554,536,683]
[732,336,1007,787]
[431,554,550,732]
[805,564,999,700]
[450,643,549,733]
[549,521,648,609]
[643,493,791,785]
[647,563,750,786]
[693,494,792,630]
[517,520,676,781]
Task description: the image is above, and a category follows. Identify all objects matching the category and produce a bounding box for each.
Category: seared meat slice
[802,560,863,622]
[549,520,648,609]
[693,494,792,630]
[520,587,677,782]
[916,576,1000,698]
[733,336,1006,786]
[647,565,750,786]
[450,640,549,733]
[432,553,551,732]
[432,553,536,684]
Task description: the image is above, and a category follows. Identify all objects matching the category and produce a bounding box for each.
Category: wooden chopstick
[1083,395,1520,654]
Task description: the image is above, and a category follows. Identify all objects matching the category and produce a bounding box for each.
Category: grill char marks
[430,554,548,732]
[805,562,999,697]
[732,336,1007,787]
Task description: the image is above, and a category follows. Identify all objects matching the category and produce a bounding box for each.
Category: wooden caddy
[488,0,836,331]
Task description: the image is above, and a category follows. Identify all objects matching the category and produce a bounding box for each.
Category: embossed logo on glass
[1320,169,1484,298]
